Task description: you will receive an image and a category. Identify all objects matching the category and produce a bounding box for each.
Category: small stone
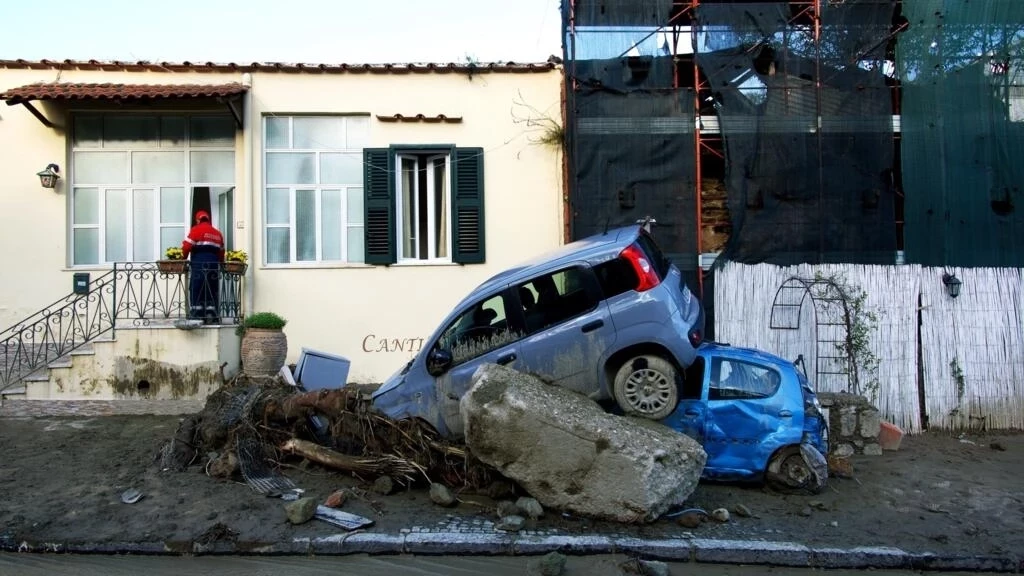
[284,497,318,525]
[429,483,457,507]
[830,521,839,527]
[733,504,753,518]
[809,500,828,511]
[486,479,516,500]
[638,560,670,576]
[496,500,520,518]
[677,511,704,528]
[862,443,883,456]
[990,441,1007,451]
[208,451,238,479]
[529,551,567,576]
[827,454,855,478]
[516,496,544,520]
[372,476,394,495]
[324,490,347,508]
[495,515,525,532]
[710,508,730,522]
[833,443,855,458]
[799,506,812,517]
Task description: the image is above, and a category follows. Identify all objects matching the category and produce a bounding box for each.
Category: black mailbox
[73,273,90,295]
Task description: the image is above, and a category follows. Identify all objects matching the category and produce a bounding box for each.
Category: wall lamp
[37,163,60,189]
[942,272,962,299]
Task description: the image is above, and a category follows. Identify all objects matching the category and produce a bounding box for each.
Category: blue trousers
[188,256,220,320]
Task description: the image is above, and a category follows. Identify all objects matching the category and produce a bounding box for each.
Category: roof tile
[0,82,248,103]
[0,59,558,75]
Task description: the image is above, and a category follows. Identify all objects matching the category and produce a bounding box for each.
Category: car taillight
[621,244,660,292]
[688,328,702,347]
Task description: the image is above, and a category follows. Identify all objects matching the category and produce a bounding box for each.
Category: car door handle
[684,409,700,417]
[581,320,604,333]
[778,409,793,417]
[496,352,517,365]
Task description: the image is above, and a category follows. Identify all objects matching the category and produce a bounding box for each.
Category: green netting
[898,0,1024,266]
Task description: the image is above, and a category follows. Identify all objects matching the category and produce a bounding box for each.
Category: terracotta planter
[240,328,288,377]
[157,260,188,274]
[223,261,247,275]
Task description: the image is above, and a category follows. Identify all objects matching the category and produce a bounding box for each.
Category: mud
[0,414,1022,557]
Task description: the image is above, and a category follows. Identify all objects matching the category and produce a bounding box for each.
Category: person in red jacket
[182,210,225,323]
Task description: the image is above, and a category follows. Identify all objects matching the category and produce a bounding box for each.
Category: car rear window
[593,257,638,299]
[635,231,670,280]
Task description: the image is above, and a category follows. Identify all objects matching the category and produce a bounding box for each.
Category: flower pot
[240,328,288,377]
[157,260,188,274]
[223,261,248,275]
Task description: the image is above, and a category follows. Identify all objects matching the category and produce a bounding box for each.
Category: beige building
[0,59,564,399]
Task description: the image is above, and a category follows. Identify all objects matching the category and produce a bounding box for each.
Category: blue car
[664,342,830,489]
[372,224,706,439]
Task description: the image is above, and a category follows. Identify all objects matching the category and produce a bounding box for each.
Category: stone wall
[818,392,882,456]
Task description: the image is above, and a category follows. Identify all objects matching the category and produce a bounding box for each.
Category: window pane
[401,157,417,259]
[73,229,99,265]
[266,117,289,149]
[442,294,514,365]
[73,151,128,184]
[321,153,363,184]
[347,227,364,263]
[105,188,129,262]
[73,116,102,148]
[322,189,342,260]
[346,116,369,149]
[347,187,363,224]
[133,189,155,261]
[103,116,158,148]
[160,116,186,147]
[266,188,289,225]
[160,226,185,254]
[73,187,99,225]
[266,153,315,185]
[160,187,185,224]
[293,117,345,149]
[132,151,185,184]
[190,116,235,147]
[433,159,448,259]
[296,189,316,261]
[190,151,234,182]
[267,227,290,264]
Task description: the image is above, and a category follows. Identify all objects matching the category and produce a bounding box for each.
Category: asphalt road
[0,554,986,576]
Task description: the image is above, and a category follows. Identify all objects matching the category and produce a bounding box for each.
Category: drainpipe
[242,72,255,318]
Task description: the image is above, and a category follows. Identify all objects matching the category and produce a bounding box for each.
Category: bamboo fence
[713,262,1023,433]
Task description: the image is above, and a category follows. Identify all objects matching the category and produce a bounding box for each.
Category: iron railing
[1,262,245,393]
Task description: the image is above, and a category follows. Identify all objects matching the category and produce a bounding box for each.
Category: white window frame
[394,151,453,263]
[69,113,235,266]
[262,115,366,266]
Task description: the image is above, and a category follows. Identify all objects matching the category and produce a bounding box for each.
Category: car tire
[612,354,681,420]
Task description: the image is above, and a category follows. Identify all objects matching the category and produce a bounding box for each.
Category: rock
[462,364,707,523]
[990,441,1007,451]
[324,490,347,508]
[862,443,883,456]
[827,454,855,478]
[676,511,704,528]
[799,506,812,517]
[529,551,567,576]
[859,409,881,437]
[809,500,828,511]
[516,496,544,520]
[710,508,730,522]
[832,443,855,458]
[733,504,752,518]
[429,483,456,507]
[830,521,839,527]
[495,515,526,532]
[496,500,520,518]
[485,479,516,500]
[839,407,858,436]
[372,476,394,495]
[208,451,238,479]
[620,559,670,576]
[284,497,318,525]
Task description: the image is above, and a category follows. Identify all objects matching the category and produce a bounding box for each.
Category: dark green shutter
[452,147,485,264]
[363,148,395,265]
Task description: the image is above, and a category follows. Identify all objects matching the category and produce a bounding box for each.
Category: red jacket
[182,221,225,261]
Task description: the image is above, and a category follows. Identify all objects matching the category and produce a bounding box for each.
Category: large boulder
[461,363,706,523]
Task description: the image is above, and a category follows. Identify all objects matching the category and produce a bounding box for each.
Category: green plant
[511,91,565,149]
[236,312,287,336]
[950,357,966,403]
[813,272,882,402]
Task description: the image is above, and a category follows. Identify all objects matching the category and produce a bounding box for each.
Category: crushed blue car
[662,342,830,492]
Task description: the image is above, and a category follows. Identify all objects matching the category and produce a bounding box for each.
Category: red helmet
[195,210,211,223]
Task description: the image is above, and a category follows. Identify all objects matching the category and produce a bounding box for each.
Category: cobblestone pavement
[0,399,203,418]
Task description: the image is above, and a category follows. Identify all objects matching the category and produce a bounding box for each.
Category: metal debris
[236,436,296,494]
[314,505,374,530]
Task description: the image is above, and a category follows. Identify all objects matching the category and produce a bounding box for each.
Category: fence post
[111,263,117,340]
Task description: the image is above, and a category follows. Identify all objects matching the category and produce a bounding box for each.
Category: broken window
[438,293,518,366]
[708,357,781,400]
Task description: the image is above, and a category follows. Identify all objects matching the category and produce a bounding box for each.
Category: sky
[1,0,564,64]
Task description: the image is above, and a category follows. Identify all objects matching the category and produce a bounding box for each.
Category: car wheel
[612,354,680,420]
[766,446,825,494]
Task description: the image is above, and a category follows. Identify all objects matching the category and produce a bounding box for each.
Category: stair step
[1,386,27,397]
[70,345,97,356]
[47,358,73,369]
[23,370,49,382]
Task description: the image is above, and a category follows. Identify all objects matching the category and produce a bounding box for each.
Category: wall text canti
[361,334,426,353]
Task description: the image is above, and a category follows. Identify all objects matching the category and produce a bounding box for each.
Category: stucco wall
[0,65,564,385]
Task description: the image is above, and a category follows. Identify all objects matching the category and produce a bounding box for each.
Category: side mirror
[426,348,453,376]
